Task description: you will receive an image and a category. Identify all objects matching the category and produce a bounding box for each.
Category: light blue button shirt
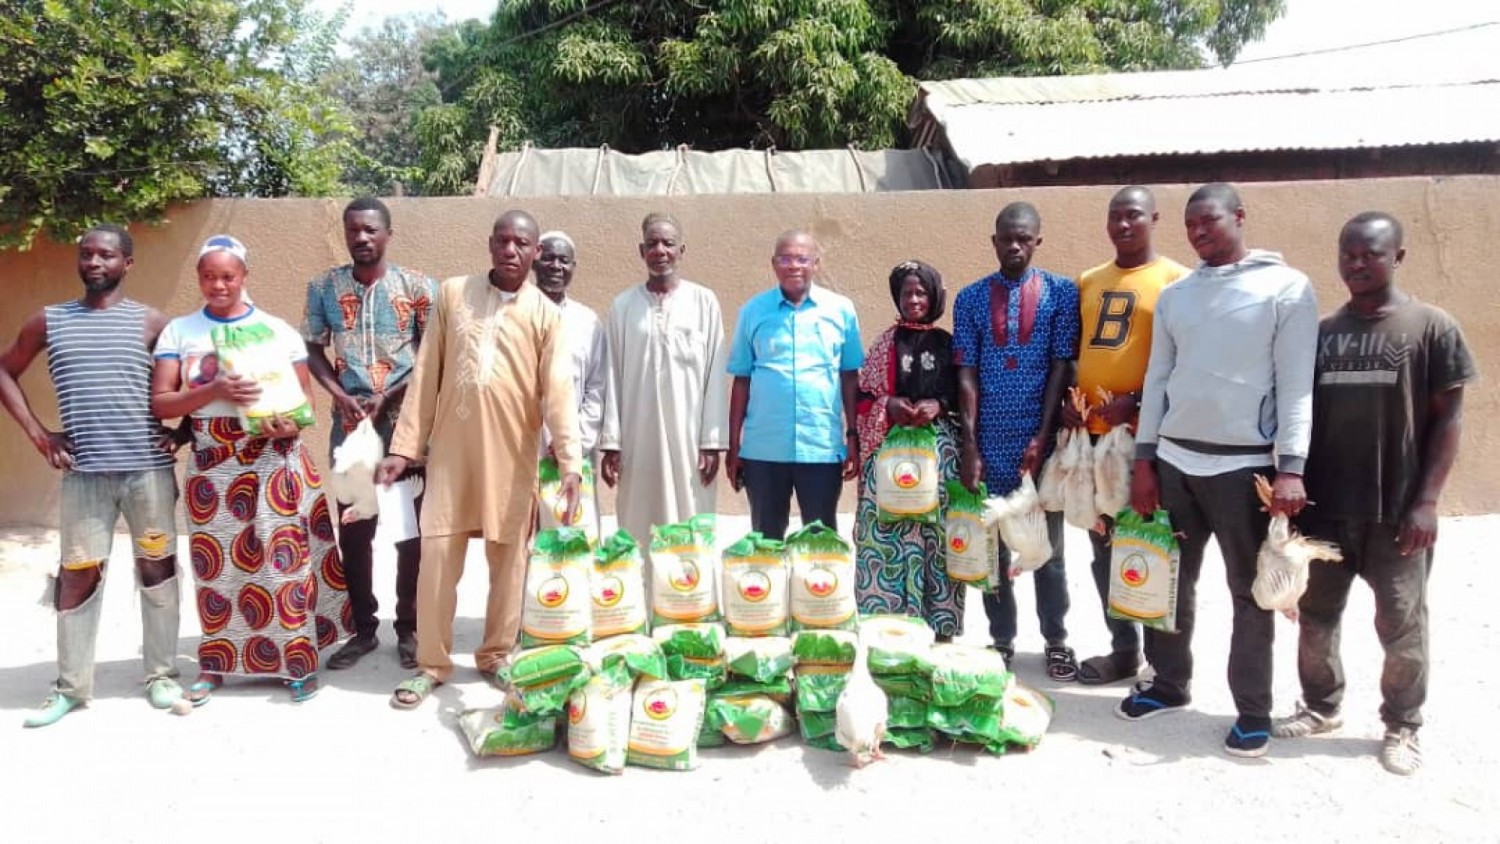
[727,284,863,463]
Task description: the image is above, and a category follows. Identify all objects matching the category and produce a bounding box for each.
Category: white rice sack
[567,672,633,775]
[538,457,600,546]
[592,530,648,638]
[873,424,942,524]
[627,678,708,771]
[785,522,858,631]
[712,694,795,744]
[944,480,997,589]
[649,516,720,625]
[520,528,594,647]
[998,678,1055,749]
[721,532,790,637]
[859,614,936,675]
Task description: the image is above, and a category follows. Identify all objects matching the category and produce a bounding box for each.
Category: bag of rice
[649,516,720,625]
[458,701,558,758]
[566,672,632,774]
[793,664,850,713]
[873,424,941,524]
[926,695,1006,747]
[872,673,932,702]
[585,633,667,681]
[886,695,929,730]
[653,623,727,688]
[944,481,997,589]
[996,680,1055,749]
[791,629,858,666]
[928,643,1010,707]
[210,321,316,437]
[716,676,792,702]
[1107,509,1182,633]
[885,727,935,752]
[592,530,648,638]
[627,678,708,771]
[799,709,839,744]
[537,457,600,546]
[521,528,594,648]
[786,522,857,631]
[499,645,592,715]
[859,614,936,675]
[711,694,795,744]
[721,532,790,637]
[724,636,794,684]
[698,702,728,747]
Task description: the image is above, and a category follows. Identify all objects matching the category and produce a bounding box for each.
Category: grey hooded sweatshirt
[1134,249,1318,475]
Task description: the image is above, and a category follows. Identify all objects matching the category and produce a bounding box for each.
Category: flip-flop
[1077,653,1141,686]
[287,676,319,703]
[390,673,439,710]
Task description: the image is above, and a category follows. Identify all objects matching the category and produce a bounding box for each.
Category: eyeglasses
[774,254,817,268]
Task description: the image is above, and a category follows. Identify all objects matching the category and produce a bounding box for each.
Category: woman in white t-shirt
[150,236,350,705]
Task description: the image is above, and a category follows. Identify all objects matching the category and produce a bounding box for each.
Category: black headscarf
[888,259,945,324]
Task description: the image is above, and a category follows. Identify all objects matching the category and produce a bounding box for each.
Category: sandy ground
[1,513,1496,843]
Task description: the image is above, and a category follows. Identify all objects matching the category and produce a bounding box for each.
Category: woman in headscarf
[150,236,349,704]
[854,260,964,641]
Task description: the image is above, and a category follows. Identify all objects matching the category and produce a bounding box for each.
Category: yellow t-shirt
[1076,255,1189,435]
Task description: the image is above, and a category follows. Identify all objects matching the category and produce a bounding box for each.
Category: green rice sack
[944,480,997,589]
[786,522,858,631]
[1107,508,1182,633]
[721,532,791,637]
[653,623,727,688]
[926,695,1006,746]
[873,673,932,702]
[591,530,648,638]
[627,678,708,771]
[586,633,667,681]
[886,695,929,730]
[714,676,793,702]
[459,701,558,758]
[791,629,858,666]
[927,643,1011,708]
[499,645,592,715]
[884,727,935,753]
[711,694,795,745]
[859,614,936,675]
[793,664,850,713]
[723,636,794,683]
[698,702,728,748]
[210,321,316,437]
[538,457,600,546]
[997,680,1055,749]
[798,709,837,741]
[874,424,941,524]
[566,671,632,774]
[649,515,720,626]
[521,528,595,648]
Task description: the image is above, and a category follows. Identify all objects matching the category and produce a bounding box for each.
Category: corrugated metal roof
[911,40,1500,170]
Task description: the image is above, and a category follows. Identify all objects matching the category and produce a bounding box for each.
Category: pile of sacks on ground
[458,503,1054,775]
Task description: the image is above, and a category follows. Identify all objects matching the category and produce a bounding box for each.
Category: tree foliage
[0,0,352,250]
[416,0,1285,194]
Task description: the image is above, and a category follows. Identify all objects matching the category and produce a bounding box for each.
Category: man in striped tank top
[0,224,187,727]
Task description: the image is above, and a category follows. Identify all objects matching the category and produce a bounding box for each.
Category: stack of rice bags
[706,532,796,746]
[783,522,859,750]
[925,644,1055,753]
[860,615,937,752]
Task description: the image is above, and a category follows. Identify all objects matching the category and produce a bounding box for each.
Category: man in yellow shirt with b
[1064,185,1188,685]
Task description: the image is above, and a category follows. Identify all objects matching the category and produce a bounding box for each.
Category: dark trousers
[983,510,1069,649]
[1143,462,1273,718]
[338,472,424,639]
[1296,517,1431,731]
[741,459,843,542]
[1089,514,1142,656]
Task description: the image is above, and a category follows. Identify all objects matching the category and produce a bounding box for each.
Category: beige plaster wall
[1,176,1494,527]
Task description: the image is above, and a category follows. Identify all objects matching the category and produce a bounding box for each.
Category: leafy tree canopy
[416,0,1285,193]
[0,0,351,249]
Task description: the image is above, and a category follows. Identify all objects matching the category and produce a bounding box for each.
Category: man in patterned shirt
[954,202,1081,680]
[302,197,437,670]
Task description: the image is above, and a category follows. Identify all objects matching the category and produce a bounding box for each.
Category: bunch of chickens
[1250,474,1344,619]
[1039,387,1134,532]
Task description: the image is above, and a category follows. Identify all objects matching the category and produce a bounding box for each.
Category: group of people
[3,184,1473,778]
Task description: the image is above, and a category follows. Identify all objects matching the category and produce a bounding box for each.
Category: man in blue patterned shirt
[954,202,1081,680]
[302,197,437,670]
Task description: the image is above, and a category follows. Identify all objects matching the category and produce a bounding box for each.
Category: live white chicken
[327,417,384,524]
[835,642,889,768]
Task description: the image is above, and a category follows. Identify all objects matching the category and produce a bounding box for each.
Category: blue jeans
[55,468,181,700]
[982,510,1069,649]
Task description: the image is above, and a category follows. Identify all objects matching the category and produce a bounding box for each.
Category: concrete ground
[2,514,1495,843]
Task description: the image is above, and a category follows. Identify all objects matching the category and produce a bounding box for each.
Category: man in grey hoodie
[1115,183,1318,758]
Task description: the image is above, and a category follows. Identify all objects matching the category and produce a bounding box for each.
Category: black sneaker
[327,634,379,670]
[1114,681,1189,721]
[1224,717,1272,758]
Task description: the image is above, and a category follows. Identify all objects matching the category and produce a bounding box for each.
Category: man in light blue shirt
[726,230,863,540]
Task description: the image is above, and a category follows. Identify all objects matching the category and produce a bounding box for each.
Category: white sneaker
[1272,703,1343,738]
[1380,728,1422,776]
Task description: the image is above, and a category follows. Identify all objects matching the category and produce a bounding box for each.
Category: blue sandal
[185,675,221,708]
[287,676,319,703]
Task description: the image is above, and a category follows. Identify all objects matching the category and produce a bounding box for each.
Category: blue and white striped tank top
[45,299,176,473]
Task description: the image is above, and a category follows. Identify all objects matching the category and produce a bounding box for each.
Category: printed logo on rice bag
[642,685,678,721]
[593,575,624,608]
[521,529,594,647]
[1118,552,1149,588]
[627,679,707,771]
[786,522,856,631]
[873,426,941,524]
